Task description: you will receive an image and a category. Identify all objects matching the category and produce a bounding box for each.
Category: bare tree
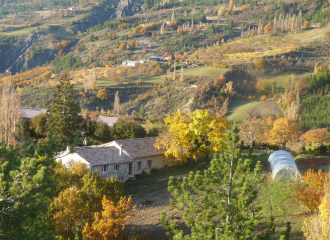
[114,91,120,114]
[0,71,22,146]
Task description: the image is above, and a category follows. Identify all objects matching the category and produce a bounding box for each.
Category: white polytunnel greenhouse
[268,150,301,180]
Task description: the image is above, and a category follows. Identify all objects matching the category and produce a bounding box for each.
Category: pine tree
[158,125,271,239]
[47,72,82,143]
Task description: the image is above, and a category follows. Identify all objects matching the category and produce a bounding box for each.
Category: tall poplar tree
[47,72,82,143]
[159,125,290,239]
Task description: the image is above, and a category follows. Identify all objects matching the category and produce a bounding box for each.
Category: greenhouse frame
[268,150,301,180]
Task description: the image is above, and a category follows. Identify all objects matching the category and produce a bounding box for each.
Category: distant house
[147,56,168,63]
[121,60,140,67]
[67,7,76,11]
[20,107,119,128]
[56,137,179,182]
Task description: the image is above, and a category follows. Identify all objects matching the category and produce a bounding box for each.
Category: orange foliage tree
[82,196,136,240]
[266,118,300,149]
[263,23,272,34]
[294,169,329,210]
[119,43,127,51]
[239,119,268,148]
[300,128,330,145]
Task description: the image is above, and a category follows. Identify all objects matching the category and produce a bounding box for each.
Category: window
[137,161,142,170]
[147,160,152,168]
[114,165,119,171]
[101,165,108,173]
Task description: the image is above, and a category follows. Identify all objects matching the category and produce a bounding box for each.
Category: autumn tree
[155,109,230,162]
[0,73,22,146]
[267,118,300,149]
[218,6,226,16]
[294,169,329,210]
[119,43,127,51]
[213,75,226,90]
[114,91,120,114]
[239,119,268,148]
[51,163,123,240]
[304,20,310,30]
[97,89,108,100]
[128,40,136,50]
[255,58,266,70]
[300,128,330,154]
[303,192,330,239]
[159,125,290,239]
[83,196,136,240]
[263,23,272,34]
[46,72,83,143]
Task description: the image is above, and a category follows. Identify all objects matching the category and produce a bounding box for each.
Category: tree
[119,43,127,51]
[304,20,310,30]
[255,58,266,70]
[46,72,83,143]
[30,113,48,138]
[114,91,120,114]
[239,119,268,148]
[303,192,330,239]
[83,196,136,240]
[300,128,330,145]
[94,121,111,140]
[97,89,108,100]
[139,105,145,116]
[51,163,123,240]
[128,40,136,50]
[180,65,184,82]
[266,118,300,149]
[111,120,147,140]
[263,23,272,34]
[0,73,22,146]
[159,125,288,239]
[155,109,230,162]
[218,6,226,16]
[0,134,64,239]
[294,169,329,210]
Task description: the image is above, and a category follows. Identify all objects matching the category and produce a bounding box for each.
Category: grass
[257,180,309,239]
[0,26,38,35]
[291,25,330,43]
[176,66,227,79]
[227,98,261,121]
[263,72,310,88]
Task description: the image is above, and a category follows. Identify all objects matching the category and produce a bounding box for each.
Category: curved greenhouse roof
[268,150,301,180]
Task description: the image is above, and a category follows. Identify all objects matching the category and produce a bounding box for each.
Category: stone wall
[133,154,179,175]
[91,163,130,182]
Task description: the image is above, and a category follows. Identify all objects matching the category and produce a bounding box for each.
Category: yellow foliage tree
[300,128,330,145]
[155,109,230,162]
[304,20,310,30]
[266,118,300,149]
[303,193,330,239]
[255,58,266,70]
[239,119,268,148]
[97,89,108,100]
[218,6,226,16]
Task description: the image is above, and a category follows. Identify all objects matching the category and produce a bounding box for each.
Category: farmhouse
[147,56,168,63]
[56,137,178,182]
[121,60,140,67]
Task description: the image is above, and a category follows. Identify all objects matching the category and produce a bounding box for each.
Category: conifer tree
[47,72,82,143]
[159,125,268,239]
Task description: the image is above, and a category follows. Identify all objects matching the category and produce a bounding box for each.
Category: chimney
[119,144,123,156]
[66,145,70,151]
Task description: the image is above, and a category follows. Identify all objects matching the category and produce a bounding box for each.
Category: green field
[178,66,227,78]
[227,98,261,121]
[263,72,310,88]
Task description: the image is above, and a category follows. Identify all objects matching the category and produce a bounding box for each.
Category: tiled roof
[75,146,133,166]
[111,137,165,159]
[20,107,47,118]
[97,116,119,127]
